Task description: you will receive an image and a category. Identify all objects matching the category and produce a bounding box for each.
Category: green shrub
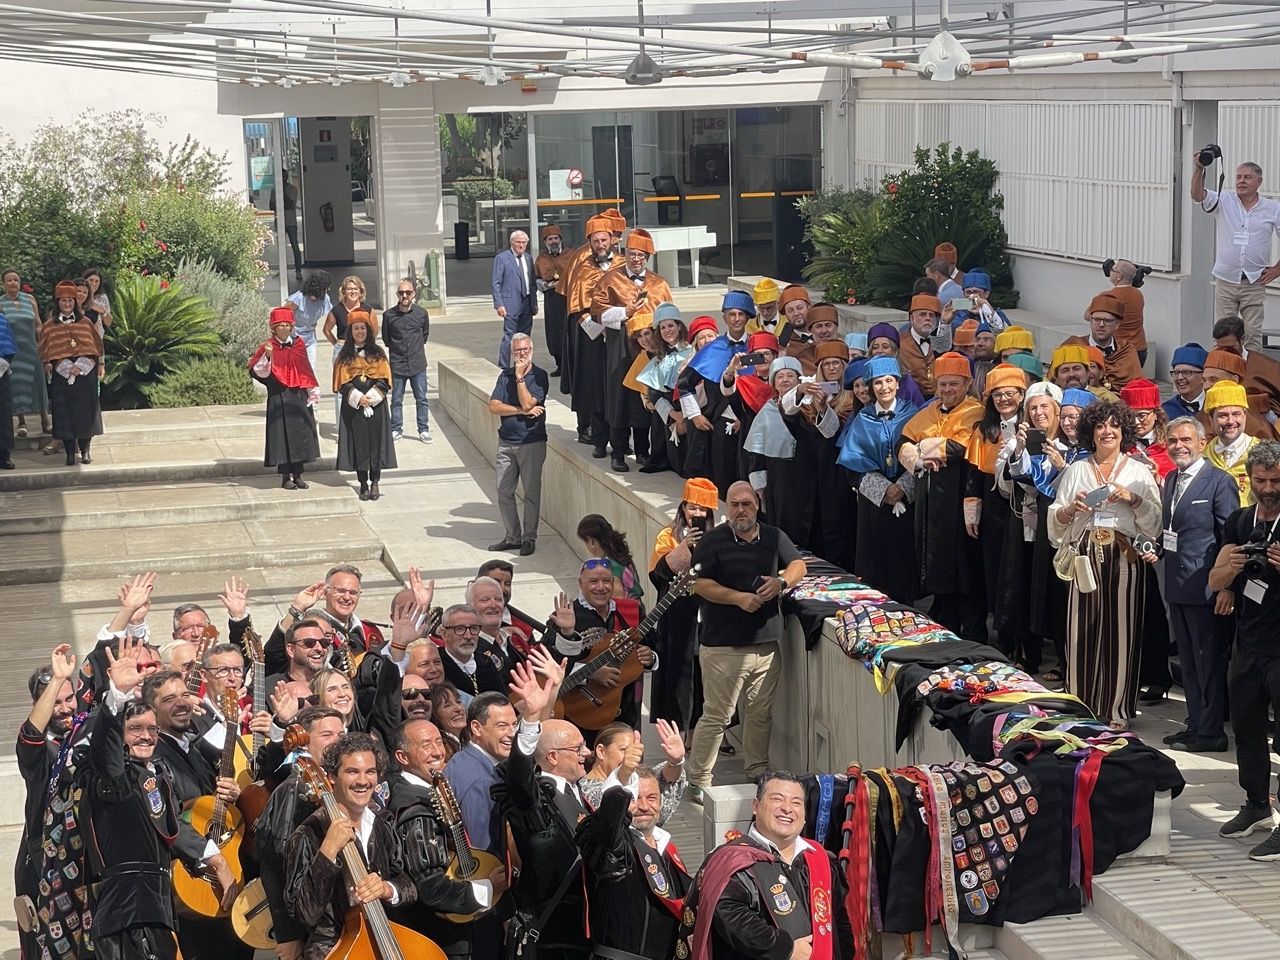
[146,356,260,408]
[800,144,1018,310]
[175,257,270,363]
[118,187,268,286]
[102,272,222,409]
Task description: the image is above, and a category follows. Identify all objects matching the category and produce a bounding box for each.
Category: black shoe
[611,456,630,473]
[639,461,669,474]
[80,455,92,464]
[65,451,76,466]
[1220,803,1274,838]
[282,477,297,490]
[550,368,561,378]
[1180,735,1229,753]
[488,539,521,551]
[370,483,380,501]
[636,455,650,468]
[1138,685,1168,704]
[359,486,370,501]
[1162,728,1190,746]
[293,477,309,489]
[592,445,608,459]
[577,431,593,445]
[1249,825,1280,861]
[0,458,13,470]
[520,541,536,556]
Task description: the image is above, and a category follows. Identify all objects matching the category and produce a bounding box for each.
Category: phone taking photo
[1083,485,1112,509]
[1024,428,1047,456]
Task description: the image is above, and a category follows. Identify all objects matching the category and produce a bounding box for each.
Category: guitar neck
[209,711,238,829]
[251,662,266,758]
[560,581,687,695]
[321,793,402,960]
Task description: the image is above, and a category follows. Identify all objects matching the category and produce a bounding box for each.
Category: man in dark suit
[492,229,538,368]
[1158,416,1240,752]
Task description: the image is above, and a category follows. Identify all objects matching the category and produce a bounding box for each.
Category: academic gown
[680,338,748,498]
[250,339,320,468]
[39,317,103,442]
[592,267,673,434]
[649,533,703,732]
[1244,349,1280,417]
[562,252,623,414]
[335,358,397,473]
[535,248,572,366]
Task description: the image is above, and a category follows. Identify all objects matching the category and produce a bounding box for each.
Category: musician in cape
[82,636,237,960]
[264,565,387,677]
[547,558,656,732]
[577,761,692,960]
[676,772,852,960]
[284,731,417,960]
[248,307,320,490]
[386,718,507,958]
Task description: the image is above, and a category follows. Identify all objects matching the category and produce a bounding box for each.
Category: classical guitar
[425,771,505,924]
[172,688,245,917]
[235,625,271,827]
[230,878,276,950]
[292,751,448,960]
[553,565,698,731]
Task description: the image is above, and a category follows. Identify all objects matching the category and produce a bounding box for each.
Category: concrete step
[1091,860,1280,960]
[998,911,1158,960]
[0,454,340,491]
[0,514,385,586]
[1,475,361,535]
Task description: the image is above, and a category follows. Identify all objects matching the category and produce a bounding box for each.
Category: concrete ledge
[0,457,340,492]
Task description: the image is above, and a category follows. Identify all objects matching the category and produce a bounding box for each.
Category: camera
[1198,143,1222,168]
[1240,535,1274,579]
[1102,258,1155,289]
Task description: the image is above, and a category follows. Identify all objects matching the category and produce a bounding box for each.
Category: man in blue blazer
[1162,342,1209,422]
[491,230,538,367]
[1158,415,1240,752]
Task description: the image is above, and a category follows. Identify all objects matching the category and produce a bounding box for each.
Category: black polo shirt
[693,522,801,647]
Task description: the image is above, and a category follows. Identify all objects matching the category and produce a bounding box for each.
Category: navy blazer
[491,247,538,319]
[1160,460,1239,605]
[1162,394,1202,424]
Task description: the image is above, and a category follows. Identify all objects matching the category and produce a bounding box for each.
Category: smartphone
[817,380,842,394]
[635,290,649,301]
[951,297,974,311]
[1025,428,1047,456]
[740,350,770,366]
[1083,485,1112,508]
[690,513,711,534]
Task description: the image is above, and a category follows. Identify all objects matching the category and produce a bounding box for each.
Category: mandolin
[553,566,698,731]
[172,688,245,917]
[424,771,505,924]
[292,749,448,960]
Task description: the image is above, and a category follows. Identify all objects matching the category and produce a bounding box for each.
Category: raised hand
[49,643,77,682]
[550,592,575,633]
[269,679,300,724]
[105,634,152,693]
[407,567,435,609]
[292,580,327,613]
[619,730,645,781]
[509,661,550,720]
[390,598,427,650]
[526,645,565,691]
[117,571,156,616]
[218,576,250,621]
[655,718,686,766]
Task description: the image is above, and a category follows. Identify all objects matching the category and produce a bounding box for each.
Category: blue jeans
[391,371,429,433]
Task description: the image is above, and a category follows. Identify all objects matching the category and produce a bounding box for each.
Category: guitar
[183,624,218,701]
[231,878,277,950]
[424,771,505,924]
[292,750,448,960]
[235,625,271,828]
[553,565,699,731]
[172,688,245,917]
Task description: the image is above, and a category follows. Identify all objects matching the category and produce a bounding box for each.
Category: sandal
[719,742,736,756]
[42,440,61,455]
[1041,669,1063,683]
[16,424,27,438]
[1108,719,1130,732]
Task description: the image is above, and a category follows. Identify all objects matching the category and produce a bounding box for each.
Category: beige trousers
[1214,276,1266,350]
[687,642,780,788]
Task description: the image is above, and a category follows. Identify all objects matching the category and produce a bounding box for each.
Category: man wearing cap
[492,230,538,369]
[592,227,673,473]
[1191,154,1280,351]
[535,225,572,376]
[746,278,781,336]
[1163,343,1210,421]
[249,307,321,490]
[561,215,624,453]
[1200,348,1276,441]
[994,326,1035,364]
[1049,343,1114,401]
[898,352,987,640]
[1213,316,1280,422]
[778,284,812,350]
[898,294,943,397]
[1103,259,1148,365]
[1062,293,1142,389]
[1204,380,1263,506]
[952,268,1009,331]
[952,319,978,359]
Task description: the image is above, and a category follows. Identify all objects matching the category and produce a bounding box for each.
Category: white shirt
[1213,431,1253,468]
[1201,189,1280,283]
[747,824,815,867]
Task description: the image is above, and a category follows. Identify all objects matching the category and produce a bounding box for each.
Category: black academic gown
[679,370,742,499]
[336,372,397,473]
[251,352,320,469]
[440,651,505,701]
[47,361,102,442]
[649,555,703,733]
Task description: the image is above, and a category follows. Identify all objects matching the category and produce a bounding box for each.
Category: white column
[526,114,539,255]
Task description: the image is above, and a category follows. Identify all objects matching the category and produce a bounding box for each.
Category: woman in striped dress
[1,269,47,437]
[1048,400,1162,728]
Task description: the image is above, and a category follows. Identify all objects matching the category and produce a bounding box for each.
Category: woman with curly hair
[284,270,333,369]
[1048,400,1162,729]
[577,513,642,600]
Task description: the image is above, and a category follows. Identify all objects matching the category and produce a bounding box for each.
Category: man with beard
[284,732,416,960]
[1049,343,1100,397]
[778,285,812,353]
[1204,380,1264,506]
[685,482,805,802]
[578,759,692,960]
[897,294,943,398]
[266,617,331,691]
[438,604,503,704]
[387,718,507,957]
[560,215,625,453]
[535,225,572,376]
[16,645,92,960]
[265,565,385,676]
[84,636,236,960]
[1199,349,1277,441]
[675,772,852,960]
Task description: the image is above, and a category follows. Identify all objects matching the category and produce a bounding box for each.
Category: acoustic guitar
[172,688,245,917]
[292,749,448,960]
[553,565,698,731]
[235,625,271,827]
[424,771,505,924]
[231,878,276,950]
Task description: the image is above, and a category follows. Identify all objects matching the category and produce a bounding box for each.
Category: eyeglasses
[443,624,482,636]
[207,666,245,679]
[1134,408,1157,419]
[300,694,320,707]
[581,558,612,572]
[176,622,211,635]
[401,688,428,700]
[292,635,331,649]
[329,587,361,598]
[1169,369,1199,379]
[990,388,1023,402]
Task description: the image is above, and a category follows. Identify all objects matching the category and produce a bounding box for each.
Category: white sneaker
[392,430,403,441]
[419,429,433,443]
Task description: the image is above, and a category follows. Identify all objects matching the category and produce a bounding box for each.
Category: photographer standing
[1207,440,1280,859]
[1191,152,1280,352]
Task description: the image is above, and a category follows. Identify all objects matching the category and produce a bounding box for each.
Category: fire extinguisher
[320,201,335,233]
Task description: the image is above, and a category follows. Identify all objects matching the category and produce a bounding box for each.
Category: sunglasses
[581,557,612,572]
[401,688,428,701]
[299,694,320,708]
[397,290,415,298]
[293,634,334,649]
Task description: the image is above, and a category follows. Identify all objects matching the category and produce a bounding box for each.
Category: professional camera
[1102,259,1156,289]
[1198,143,1223,168]
[1239,534,1275,580]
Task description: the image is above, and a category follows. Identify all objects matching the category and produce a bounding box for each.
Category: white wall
[0,60,246,194]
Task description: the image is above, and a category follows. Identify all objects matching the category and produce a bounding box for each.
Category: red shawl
[249,336,318,390]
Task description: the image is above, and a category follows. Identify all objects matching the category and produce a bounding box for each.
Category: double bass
[291,737,449,960]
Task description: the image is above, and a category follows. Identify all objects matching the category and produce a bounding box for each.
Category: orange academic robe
[591,267,673,430]
[1061,335,1142,390]
[898,333,936,397]
[1244,349,1280,418]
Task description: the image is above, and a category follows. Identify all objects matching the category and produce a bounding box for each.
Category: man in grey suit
[1158,416,1240,752]
[492,230,538,368]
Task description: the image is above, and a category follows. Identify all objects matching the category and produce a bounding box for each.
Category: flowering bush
[118,186,267,285]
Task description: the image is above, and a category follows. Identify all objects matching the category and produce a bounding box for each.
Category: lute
[424,771,505,924]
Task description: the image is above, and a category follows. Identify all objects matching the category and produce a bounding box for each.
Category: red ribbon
[1073,750,1106,902]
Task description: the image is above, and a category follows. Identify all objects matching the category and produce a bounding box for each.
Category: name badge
[1234,228,1251,246]
[1245,578,1268,605]
[1163,530,1179,552]
[1094,510,1119,529]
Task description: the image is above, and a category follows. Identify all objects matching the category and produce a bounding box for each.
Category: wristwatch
[287,605,305,621]
[776,576,788,591]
